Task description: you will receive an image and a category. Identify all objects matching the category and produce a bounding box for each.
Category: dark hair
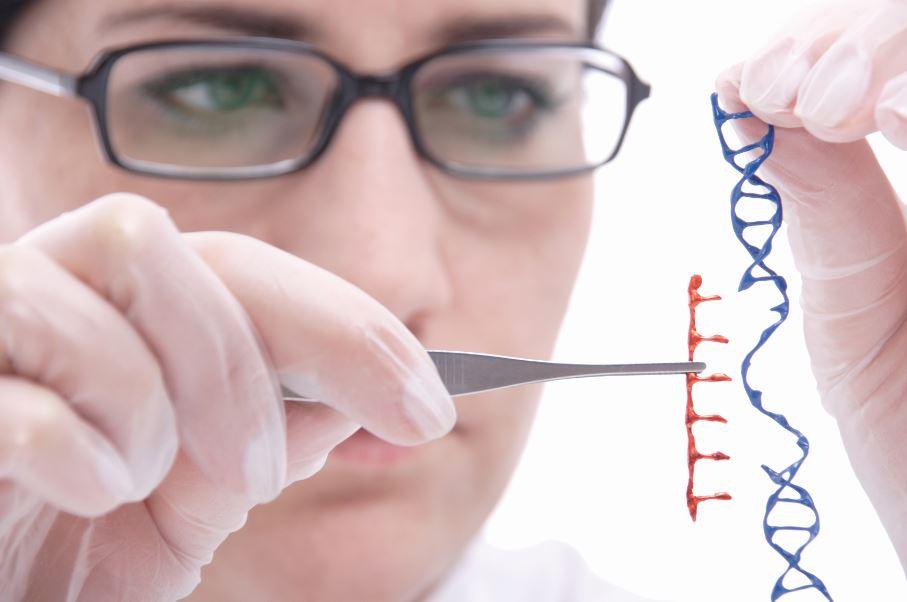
[588,0,609,39]
[1,0,610,47]
[0,0,26,44]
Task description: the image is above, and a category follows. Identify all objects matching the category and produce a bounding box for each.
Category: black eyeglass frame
[2,37,651,181]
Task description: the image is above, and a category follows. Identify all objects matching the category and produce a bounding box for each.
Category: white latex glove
[0,193,455,600]
[716,0,907,572]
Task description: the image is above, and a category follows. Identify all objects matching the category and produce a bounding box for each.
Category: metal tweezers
[281,351,705,401]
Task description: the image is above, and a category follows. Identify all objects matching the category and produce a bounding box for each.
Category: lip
[330,428,419,466]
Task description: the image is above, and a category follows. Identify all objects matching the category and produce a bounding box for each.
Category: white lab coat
[427,539,662,601]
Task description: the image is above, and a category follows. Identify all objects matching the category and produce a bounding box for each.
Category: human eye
[139,64,286,131]
[427,71,558,128]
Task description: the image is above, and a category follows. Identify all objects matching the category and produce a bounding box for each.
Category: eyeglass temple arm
[0,53,77,97]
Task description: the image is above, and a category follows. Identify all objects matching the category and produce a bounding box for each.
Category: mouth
[330,428,422,466]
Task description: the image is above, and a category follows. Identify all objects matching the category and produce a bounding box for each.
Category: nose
[264,99,453,333]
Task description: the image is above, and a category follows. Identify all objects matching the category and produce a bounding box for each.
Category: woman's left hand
[715,0,907,572]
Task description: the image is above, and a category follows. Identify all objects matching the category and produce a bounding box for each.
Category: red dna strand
[686,274,732,521]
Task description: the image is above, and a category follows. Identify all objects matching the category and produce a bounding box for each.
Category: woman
[0,0,904,600]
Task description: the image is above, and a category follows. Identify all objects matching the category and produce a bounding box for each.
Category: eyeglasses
[0,37,650,181]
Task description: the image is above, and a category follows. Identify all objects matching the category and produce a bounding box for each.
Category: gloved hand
[0,193,455,599]
[716,0,907,571]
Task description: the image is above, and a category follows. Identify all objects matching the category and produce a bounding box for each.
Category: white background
[484,1,907,600]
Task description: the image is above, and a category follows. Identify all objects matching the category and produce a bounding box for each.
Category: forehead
[24,0,587,71]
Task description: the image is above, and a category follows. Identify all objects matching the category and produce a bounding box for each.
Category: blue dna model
[710,93,832,601]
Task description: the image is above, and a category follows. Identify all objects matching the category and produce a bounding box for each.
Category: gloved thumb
[878,71,907,150]
[715,64,907,416]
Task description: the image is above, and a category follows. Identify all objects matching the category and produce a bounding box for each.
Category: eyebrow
[433,14,581,44]
[100,5,312,40]
[100,5,580,45]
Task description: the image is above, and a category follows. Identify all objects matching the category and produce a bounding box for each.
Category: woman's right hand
[0,193,455,600]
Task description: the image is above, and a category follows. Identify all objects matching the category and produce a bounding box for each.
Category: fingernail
[92,439,135,500]
[795,48,868,128]
[877,84,907,150]
[242,420,286,503]
[360,326,457,443]
[742,39,807,112]
[715,64,746,113]
[754,55,811,113]
[401,359,456,440]
[287,453,330,483]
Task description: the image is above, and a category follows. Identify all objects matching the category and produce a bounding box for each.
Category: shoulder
[428,539,665,602]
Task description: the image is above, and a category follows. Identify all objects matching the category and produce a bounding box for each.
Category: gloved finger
[141,404,358,591]
[284,403,358,483]
[877,70,907,149]
[716,63,748,113]
[138,403,358,580]
[0,376,133,516]
[140,405,356,595]
[717,72,906,289]
[787,144,907,416]
[717,76,907,414]
[737,0,862,128]
[17,193,286,503]
[0,244,177,500]
[794,1,907,142]
[184,231,456,446]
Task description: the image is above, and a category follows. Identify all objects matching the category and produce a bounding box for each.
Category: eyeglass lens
[413,48,628,176]
[104,45,629,177]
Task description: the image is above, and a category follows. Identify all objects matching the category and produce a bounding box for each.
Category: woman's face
[0,0,594,599]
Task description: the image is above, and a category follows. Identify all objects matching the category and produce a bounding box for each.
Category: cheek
[435,174,595,357]
[454,384,543,477]
[0,91,92,240]
[0,89,257,242]
[0,87,171,241]
[435,175,593,482]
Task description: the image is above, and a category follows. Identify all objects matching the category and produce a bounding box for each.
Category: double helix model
[710,93,832,601]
